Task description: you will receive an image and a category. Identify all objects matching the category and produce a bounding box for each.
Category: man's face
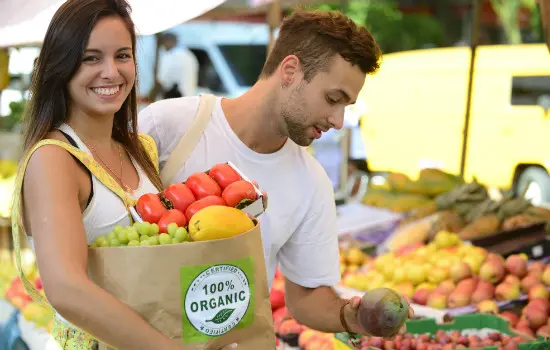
[279,55,366,147]
[539,0,550,50]
[162,37,176,50]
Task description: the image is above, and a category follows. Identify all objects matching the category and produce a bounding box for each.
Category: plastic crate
[334,314,550,349]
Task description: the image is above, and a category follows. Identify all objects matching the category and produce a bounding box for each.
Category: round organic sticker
[184,264,251,336]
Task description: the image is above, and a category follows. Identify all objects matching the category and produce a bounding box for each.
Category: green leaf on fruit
[235,199,254,210]
[206,308,235,324]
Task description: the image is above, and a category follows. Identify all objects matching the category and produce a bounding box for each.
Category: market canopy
[0,0,229,48]
[0,0,342,48]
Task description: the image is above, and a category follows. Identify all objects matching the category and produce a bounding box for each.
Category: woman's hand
[251,181,268,210]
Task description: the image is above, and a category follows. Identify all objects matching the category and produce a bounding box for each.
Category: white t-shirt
[138,96,341,289]
[157,47,199,97]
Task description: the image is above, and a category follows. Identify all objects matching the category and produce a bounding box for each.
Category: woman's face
[67,16,135,118]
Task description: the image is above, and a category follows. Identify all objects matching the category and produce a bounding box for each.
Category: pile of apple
[135,163,259,231]
[493,295,550,339]
[341,230,547,311]
[270,268,334,349]
[4,275,54,331]
[3,257,41,312]
[357,330,529,350]
[0,252,19,298]
[418,253,550,312]
[270,268,285,313]
[415,252,539,310]
[273,306,334,350]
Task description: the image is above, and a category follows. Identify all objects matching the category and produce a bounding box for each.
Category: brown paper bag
[88,223,276,350]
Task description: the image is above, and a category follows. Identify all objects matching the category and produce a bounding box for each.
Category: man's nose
[328,108,345,130]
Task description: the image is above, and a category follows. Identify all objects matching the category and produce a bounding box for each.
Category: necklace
[82,139,135,195]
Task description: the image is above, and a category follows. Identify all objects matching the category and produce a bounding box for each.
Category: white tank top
[27,123,159,325]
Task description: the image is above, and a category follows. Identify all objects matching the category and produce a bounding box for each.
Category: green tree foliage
[490,0,541,44]
[310,0,445,53]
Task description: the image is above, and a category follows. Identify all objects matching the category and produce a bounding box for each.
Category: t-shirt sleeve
[137,97,200,169]
[277,166,341,288]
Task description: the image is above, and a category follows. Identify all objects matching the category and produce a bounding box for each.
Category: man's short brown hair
[261,9,382,82]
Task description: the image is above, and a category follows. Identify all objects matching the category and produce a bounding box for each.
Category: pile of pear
[339,247,372,276]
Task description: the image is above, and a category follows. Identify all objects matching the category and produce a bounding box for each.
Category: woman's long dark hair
[23,0,163,191]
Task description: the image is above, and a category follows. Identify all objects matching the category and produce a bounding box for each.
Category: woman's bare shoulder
[46,129,71,143]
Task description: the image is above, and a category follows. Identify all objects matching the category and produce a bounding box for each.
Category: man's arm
[284,278,364,334]
[276,161,360,332]
[284,279,346,332]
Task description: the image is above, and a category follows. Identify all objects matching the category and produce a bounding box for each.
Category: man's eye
[326,97,338,104]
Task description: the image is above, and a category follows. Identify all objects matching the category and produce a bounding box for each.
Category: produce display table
[336,202,402,248]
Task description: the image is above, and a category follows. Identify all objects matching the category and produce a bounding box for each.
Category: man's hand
[343,296,415,338]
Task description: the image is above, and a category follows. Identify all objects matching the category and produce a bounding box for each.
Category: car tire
[516,167,550,206]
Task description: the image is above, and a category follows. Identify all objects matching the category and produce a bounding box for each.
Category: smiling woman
[10,1,185,350]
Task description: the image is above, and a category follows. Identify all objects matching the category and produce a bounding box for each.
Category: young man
[138,10,385,335]
[155,32,199,99]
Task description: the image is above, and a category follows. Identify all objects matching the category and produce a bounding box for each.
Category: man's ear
[278,55,302,87]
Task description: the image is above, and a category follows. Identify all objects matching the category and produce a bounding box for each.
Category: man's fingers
[350,296,361,309]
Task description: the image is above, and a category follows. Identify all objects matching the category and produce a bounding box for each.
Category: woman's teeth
[92,86,120,96]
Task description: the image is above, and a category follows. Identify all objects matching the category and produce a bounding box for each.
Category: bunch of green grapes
[90,222,188,248]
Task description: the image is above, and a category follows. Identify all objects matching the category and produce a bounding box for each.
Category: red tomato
[136,193,167,224]
[163,183,196,213]
[157,209,187,233]
[186,172,222,199]
[185,195,226,222]
[222,180,257,207]
[209,163,241,189]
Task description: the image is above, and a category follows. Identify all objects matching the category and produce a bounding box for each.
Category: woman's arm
[23,145,180,350]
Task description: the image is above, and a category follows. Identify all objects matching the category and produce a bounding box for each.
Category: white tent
[0,0,229,48]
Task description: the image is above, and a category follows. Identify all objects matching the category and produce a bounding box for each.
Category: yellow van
[359,43,550,205]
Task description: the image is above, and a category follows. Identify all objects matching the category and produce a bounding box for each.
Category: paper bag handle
[160,93,217,186]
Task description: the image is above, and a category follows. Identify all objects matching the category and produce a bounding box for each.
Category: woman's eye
[118,53,132,60]
[83,56,99,62]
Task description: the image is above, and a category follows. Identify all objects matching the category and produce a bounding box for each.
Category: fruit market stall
[362,170,550,258]
[0,248,55,350]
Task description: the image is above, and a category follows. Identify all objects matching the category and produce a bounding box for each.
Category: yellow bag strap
[138,133,159,174]
[11,135,158,308]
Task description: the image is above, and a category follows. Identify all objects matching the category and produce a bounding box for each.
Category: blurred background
[1,0,549,244]
[3,1,550,349]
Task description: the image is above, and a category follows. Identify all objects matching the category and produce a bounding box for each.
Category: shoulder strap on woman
[11,139,133,308]
[138,133,159,173]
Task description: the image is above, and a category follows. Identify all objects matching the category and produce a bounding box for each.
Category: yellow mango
[188,206,255,242]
